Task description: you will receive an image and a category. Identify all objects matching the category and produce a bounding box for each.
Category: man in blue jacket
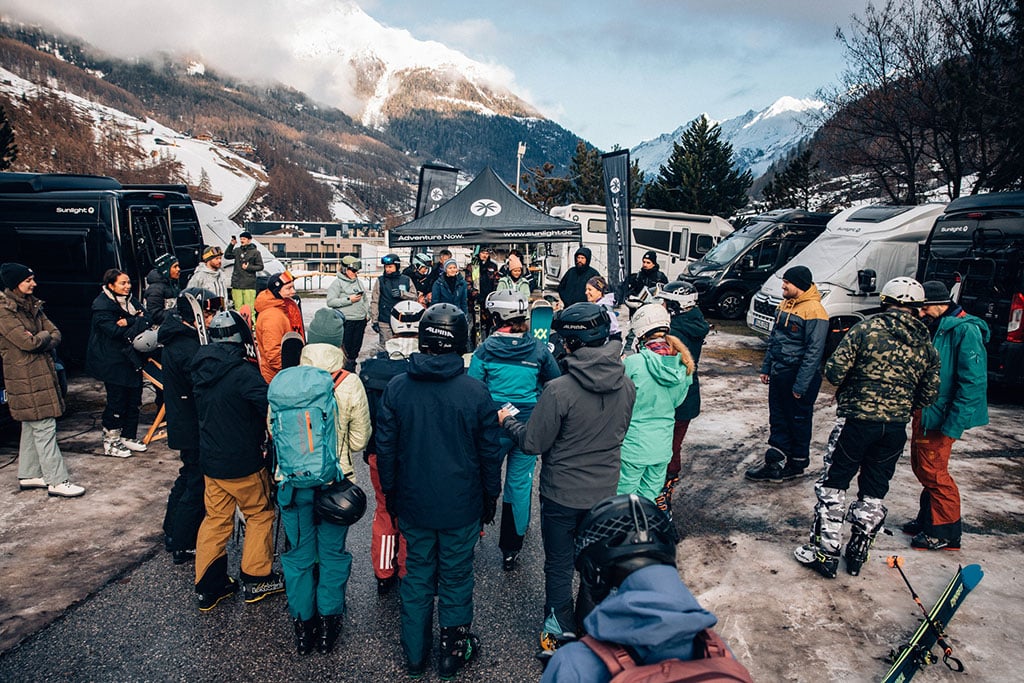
[904,281,989,551]
[746,265,828,482]
[541,494,750,682]
[376,303,504,679]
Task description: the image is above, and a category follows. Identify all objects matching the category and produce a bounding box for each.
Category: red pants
[910,413,962,540]
[666,420,691,480]
[368,453,406,579]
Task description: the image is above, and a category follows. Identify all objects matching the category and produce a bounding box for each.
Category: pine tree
[198,168,213,194]
[0,104,19,170]
[566,140,604,204]
[761,149,820,210]
[643,115,752,216]
[520,162,569,213]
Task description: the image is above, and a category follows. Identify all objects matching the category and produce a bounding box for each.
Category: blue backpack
[268,365,348,489]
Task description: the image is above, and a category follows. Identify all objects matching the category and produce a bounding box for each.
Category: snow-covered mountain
[278,1,541,130]
[632,96,825,181]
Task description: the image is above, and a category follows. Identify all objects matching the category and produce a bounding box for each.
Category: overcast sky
[0,0,872,150]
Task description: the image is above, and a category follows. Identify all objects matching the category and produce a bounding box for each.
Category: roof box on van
[0,172,123,194]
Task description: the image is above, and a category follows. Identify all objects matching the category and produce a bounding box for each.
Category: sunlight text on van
[939,225,970,234]
[55,206,95,215]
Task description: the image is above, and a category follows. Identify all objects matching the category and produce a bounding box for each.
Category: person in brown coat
[0,263,85,497]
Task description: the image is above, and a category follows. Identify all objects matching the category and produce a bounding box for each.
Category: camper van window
[702,233,755,266]
[169,206,201,247]
[13,229,91,281]
[129,207,173,264]
[692,234,714,258]
[634,228,671,253]
[751,240,782,270]
[587,219,608,234]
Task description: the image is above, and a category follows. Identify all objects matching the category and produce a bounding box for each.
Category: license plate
[752,315,772,332]
[0,388,7,405]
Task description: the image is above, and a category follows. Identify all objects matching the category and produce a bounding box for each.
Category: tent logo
[430,188,445,202]
[470,199,502,217]
[609,177,621,194]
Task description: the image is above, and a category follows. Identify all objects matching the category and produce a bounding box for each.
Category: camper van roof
[825,203,946,237]
[0,172,122,194]
[749,208,835,225]
[944,191,1024,213]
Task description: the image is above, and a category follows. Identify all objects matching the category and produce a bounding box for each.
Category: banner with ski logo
[601,150,631,294]
[415,164,460,218]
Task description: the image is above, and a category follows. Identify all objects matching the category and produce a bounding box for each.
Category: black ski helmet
[208,310,258,361]
[575,493,679,602]
[552,302,610,352]
[176,287,222,321]
[314,478,367,526]
[418,303,468,355]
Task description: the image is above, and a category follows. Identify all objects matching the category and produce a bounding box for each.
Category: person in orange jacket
[254,271,305,383]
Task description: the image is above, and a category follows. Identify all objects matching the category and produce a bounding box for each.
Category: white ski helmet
[656,281,698,314]
[485,289,528,324]
[391,300,426,337]
[631,303,671,341]
[131,327,160,353]
[879,277,926,308]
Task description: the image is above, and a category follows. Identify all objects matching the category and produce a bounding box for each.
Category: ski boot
[317,614,342,654]
[293,617,318,655]
[794,544,839,579]
[536,610,577,667]
[844,530,874,576]
[437,624,479,679]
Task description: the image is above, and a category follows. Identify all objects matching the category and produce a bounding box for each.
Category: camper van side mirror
[858,269,877,293]
[741,256,755,271]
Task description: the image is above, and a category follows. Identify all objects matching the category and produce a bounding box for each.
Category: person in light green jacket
[326,256,370,370]
[617,304,694,502]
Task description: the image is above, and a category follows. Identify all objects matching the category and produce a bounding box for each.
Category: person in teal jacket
[905,281,989,551]
[469,290,560,570]
[617,304,693,502]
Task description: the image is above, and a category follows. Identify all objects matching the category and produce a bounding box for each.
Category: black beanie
[783,266,813,292]
[643,250,659,266]
[1,263,33,290]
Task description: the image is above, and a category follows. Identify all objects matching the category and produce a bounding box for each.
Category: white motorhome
[543,204,733,288]
[746,203,946,350]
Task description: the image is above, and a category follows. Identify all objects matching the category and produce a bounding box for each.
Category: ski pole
[886,555,964,672]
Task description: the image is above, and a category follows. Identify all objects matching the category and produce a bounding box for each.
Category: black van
[917,191,1024,388]
[678,209,834,319]
[0,172,204,366]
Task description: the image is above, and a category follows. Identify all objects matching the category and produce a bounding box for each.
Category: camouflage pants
[809,418,890,556]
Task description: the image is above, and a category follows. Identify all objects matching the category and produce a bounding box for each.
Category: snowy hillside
[632,96,824,181]
[0,65,262,215]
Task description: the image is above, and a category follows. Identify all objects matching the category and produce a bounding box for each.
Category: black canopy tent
[388,167,580,247]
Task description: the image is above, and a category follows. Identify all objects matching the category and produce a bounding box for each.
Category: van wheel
[715,291,746,320]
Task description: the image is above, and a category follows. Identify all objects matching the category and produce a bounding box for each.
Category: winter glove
[481,494,497,526]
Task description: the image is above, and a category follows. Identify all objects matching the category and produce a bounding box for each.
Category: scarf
[102,285,140,316]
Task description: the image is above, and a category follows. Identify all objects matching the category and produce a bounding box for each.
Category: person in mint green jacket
[905,281,989,551]
[618,304,694,502]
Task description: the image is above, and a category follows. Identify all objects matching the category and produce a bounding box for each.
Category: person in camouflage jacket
[794,277,940,580]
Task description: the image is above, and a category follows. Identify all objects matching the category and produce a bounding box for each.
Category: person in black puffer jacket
[157,288,221,564]
[144,253,181,325]
[86,268,152,457]
[557,246,600,307]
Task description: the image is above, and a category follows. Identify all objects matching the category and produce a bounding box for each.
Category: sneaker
[172,549,196,565]
[794,544,838,579]
[18,477,47,490]
[502,551,519,572]
[101,432,132,458]
[901,520,922,536]
[911,532,960,551]
[776,460,809,481]
[745,460,784,482]
[47,481,86,498]
[242,571,285,603]
[197,577,238,611]
[119,437,147,452]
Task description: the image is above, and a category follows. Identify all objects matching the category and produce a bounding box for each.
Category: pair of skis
[881,558,983,682]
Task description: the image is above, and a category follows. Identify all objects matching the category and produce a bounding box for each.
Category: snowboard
[530,299,554,344]
[180,291,209,345]
[881,563,984,683]
[280,331,305,369]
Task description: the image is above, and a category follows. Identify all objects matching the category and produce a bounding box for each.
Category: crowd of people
[0,242,990,679]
